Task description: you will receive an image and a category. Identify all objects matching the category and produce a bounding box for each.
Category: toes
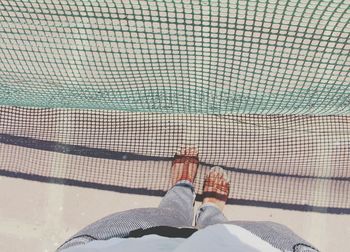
[204,166,230,193]
[178,146,198,156]
[190,147,198,156]
[180,147,186,156]
[208,166,228,181]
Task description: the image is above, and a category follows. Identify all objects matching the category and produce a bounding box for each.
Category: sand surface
[0,176,349,252]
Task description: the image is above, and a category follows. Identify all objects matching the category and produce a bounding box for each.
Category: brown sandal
[171,147,199,184]
[202,166,230,207]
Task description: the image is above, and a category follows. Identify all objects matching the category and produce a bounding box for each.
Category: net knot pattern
[0,0,349,213]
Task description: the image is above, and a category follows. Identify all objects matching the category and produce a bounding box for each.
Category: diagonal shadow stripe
[0,133,349,181]
[0,169,349,214]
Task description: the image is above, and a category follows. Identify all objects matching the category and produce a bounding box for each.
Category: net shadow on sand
[0,108,349,214]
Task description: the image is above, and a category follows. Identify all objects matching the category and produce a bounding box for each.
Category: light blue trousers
[58,181,318,252]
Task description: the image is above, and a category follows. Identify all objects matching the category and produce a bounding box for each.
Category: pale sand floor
[0,176,349,252]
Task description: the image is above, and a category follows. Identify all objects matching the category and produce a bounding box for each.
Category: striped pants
[58,181,318,251]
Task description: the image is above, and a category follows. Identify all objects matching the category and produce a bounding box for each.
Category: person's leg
[58,189,193,251]
[195,166,230,228]
[194,167,318,251]
[195,203,228,228]
[58,147,198,251]
[158,147,199,223]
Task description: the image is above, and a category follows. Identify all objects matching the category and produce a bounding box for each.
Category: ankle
[202,198,225,211]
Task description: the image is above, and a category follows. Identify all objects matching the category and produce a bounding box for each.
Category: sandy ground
[0,176,349,252]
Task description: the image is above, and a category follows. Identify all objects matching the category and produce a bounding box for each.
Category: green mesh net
[0,0,350,213]
[0,0,349,114]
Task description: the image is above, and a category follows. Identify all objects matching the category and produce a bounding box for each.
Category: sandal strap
[172,154,199,183]
[202,192,228,202]
[203,176,229,202]
[204,180,229,193]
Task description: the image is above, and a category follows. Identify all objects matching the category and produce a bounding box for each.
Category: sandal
[171,147,199,185]
[202,166,230,210]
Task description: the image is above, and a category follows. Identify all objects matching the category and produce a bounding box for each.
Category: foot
[171,147,199,186]
[202,166,230,211]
